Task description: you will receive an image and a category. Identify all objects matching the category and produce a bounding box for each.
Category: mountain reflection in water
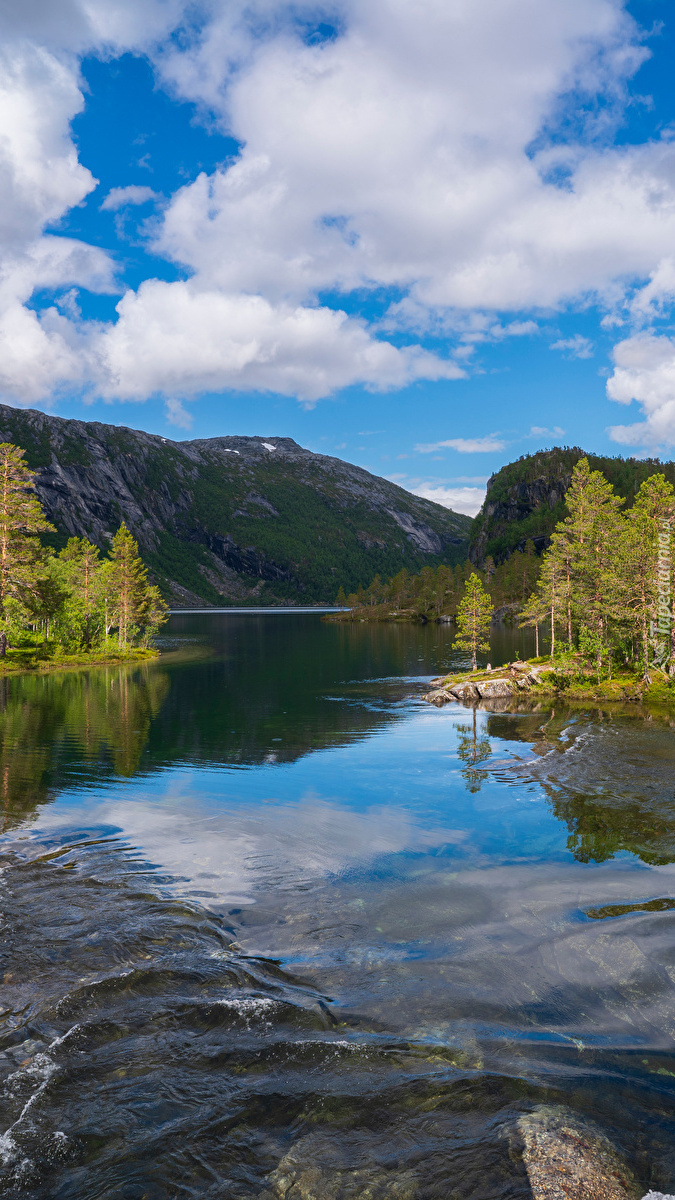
[1,613,675,1198]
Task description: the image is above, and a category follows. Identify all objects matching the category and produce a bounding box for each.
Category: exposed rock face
[517,1106,640,1200]
[0,405,471,607]
[469,447,675,566]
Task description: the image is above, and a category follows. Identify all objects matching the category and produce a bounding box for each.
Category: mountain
[470,446,675,565]
[0,404,471,606]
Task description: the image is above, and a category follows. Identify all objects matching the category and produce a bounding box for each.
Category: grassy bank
[0,636,159,676]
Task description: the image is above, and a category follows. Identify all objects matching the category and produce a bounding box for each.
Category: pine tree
[107,524,154,649]
[58,537,104,647]
[335,585,347,607]
[547,458,624,667]
[0,443,55,632]
[621,474,675,674]
[453,573,493,669]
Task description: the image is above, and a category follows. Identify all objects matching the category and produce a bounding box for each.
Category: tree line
[337,457,675,677]
[0,442,167,656]
[520,457,674,673]
[335,542,540,618]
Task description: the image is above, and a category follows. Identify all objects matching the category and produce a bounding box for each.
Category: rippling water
[1,613,675,1197]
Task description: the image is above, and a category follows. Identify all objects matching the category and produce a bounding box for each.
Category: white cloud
[96,280,463,405]
[607,333,675,449]
[1,0,675,409]
[101,185,159,211]
[551,334,594,358]
[409,484,486,516]
[165,397,192,428]
[415,436,506,454]
[529,425,566,438]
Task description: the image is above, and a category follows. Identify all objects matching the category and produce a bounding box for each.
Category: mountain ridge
[0,404,471,606]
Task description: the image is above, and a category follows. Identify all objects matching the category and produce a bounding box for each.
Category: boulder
[518,1106,641,1200]
[424,688,453,706]
[449,681,480,702]
[476,678,516,699]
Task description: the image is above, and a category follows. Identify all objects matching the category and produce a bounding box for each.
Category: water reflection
[0,666,169,829]
[515,709,675,865]
[2,615,675,1198]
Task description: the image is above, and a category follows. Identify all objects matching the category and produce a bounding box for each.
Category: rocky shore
[424,658,675,708]
[425,659,546,705]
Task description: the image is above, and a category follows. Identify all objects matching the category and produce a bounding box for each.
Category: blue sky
[2,0,675,514]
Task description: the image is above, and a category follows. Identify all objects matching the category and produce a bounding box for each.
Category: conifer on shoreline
[452,573,493,669]
[0,442,168,660]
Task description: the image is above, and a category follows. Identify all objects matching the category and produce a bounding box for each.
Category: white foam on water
[217,997,277,1014]
[642,1192,675,1199]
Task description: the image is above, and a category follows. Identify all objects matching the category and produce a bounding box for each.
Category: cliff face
[0,405,471,606]
[469,447,675,565]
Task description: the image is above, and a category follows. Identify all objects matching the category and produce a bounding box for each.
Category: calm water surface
[1,613,675,1198]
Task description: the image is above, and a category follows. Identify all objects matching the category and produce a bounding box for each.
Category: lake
[1,611,674,1198]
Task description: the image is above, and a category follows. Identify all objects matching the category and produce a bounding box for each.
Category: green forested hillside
[470,447,675,564]
[0,406,471,606]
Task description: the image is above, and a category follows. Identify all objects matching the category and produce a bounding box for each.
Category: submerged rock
[517,1106,640,1200]
[260,1133,417,1199]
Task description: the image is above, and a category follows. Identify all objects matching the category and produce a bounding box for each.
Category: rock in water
[260,1132,417,1199]
[449,681,480,701]
[476,678,516,699]
[518,1106,640,1200]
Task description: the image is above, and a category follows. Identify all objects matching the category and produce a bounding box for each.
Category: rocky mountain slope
[0,405,471,606]
[470,447,675,565]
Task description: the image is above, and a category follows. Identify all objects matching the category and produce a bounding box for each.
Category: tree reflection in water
[456,707,492,792]
[0,665,170,830]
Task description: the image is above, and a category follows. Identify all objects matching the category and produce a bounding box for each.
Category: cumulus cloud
[607,333,675,449]
[101,185,160,211]
[1,0,675,409]
[409,484,487,516]
[415,436,506,454]
[96,280,463,404]
[550,334,594,358]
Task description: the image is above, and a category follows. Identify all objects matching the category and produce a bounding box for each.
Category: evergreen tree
[0,443,55,633]
[58,537,104,647]
[621,474,675,673]
[453,573,493,669]
[107,523,166,649]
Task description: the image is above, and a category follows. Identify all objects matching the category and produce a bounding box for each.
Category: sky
[2,0,675,515]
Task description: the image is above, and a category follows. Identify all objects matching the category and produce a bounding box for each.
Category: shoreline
[0,646,160,677]
[425,656,675,708]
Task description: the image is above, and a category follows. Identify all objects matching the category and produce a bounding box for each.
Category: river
[0,611,674,1198]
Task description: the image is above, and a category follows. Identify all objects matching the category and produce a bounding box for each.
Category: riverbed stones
[517,1106,641,1200]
